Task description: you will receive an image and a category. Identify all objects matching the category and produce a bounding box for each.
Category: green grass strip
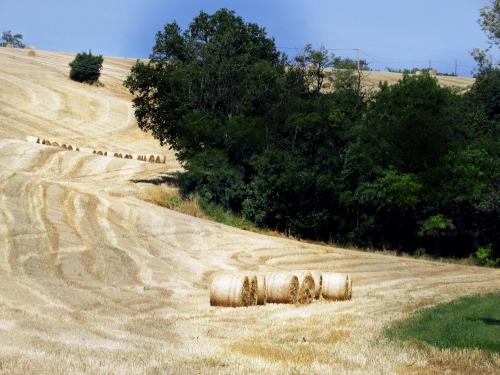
[385,292,500,353]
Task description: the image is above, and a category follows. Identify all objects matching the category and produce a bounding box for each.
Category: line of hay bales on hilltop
[29,136,166,164]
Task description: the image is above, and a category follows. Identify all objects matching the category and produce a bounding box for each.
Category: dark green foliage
[1,31,25,48]
[69,51,104,83]
[126,9,500,261]
[385,293,500,353]
[333,56,369,71]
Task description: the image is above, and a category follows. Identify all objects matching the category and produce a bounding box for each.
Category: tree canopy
[1,31,25,48]
[126,8,499,263]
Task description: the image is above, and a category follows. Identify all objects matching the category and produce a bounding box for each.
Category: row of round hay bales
[37,138,79,151]
[210,271,352,307]
[34,137,166,164]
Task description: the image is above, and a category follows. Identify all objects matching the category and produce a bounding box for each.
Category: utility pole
[454,60,458,76]
[354,48,361,71]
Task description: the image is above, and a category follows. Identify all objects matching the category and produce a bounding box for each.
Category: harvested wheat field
[0,47,498,374]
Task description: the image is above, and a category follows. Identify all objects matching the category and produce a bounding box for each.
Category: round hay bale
[321,273,351,301]
[27,48,36,57]
[104,151,107,156]
[61,143,67,149]
[36,138,40,144]
[265,273,299,304]
[76,147,80,152]
[51,142,59,147]
[43,139,51,146]
[309,271,322,299]
[149,155,156,163]
[256,274,267,305]
[67,145,73,151]
[294,271,315,304]
[155,156,161,163]
[429,69,437,77]
[415,70,423,76]
[210,274,252,307]
[97,151,103,155]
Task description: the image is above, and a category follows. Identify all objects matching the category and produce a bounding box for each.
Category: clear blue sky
[0,0,496,76]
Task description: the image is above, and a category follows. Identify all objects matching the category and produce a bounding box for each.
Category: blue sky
[0,0,496,76]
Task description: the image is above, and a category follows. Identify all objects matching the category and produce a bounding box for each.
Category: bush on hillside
[69,51,103,83]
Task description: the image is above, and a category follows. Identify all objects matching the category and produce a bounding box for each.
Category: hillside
[0,47,498,374]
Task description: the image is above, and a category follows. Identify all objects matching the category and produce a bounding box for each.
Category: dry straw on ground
[265,273,299,304]
[295,271,315,304]
[321,272,352,301]
[210,274,252,307]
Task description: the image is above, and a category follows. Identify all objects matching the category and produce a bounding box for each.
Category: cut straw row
[210,271,352,308]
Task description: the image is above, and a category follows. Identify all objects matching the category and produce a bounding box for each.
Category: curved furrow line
[103,199,156,286]
[2,72,63,116]
[71,192,106,283]
[0,176,73,313]
[94,195,142,286]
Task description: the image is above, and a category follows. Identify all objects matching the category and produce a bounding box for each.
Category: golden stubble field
[0,47,497,374]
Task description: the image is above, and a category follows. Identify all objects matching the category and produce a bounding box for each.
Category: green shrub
[69,51,104,83]
[475,245,500,267]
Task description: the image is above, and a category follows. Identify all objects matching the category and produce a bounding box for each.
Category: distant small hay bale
[67,145,73,151]
[256,274,267,305]
[322,82,332,89]
[97,151,103,155]
[429,69,437,77]
[294,271,315,304]
[210,274,252,307]
[149,155,156,163]
[155,156,161,163]
[104,151,107,156]
[27,48,36,57]
[51,142,59,147]
[310,271,322,299]
[42,139,51,146]
[36,138,40,144]
[265,273,299,304]
[76,147,80,152]
[415,70,423,76]
[118,153,123,158]
[113,153,119,157]
[61,143,67,149]
[321,273,352,301]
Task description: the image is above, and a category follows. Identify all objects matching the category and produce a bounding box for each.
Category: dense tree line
[125,9,499,262]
